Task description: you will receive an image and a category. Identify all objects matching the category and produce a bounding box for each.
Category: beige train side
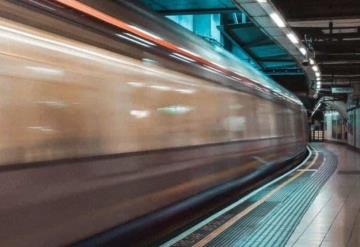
[0,14,307,246]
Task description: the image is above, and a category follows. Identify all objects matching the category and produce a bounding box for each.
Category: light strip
[203,65,222,74]
[179,47,200,58]
[116,33,151,48]
[270,12,286,28]
[171,52,196,63]
[299,47,307,56]
[128,25,163,40]
[170,54,193,64]
[124,33,156,46]
[286,32,299,44]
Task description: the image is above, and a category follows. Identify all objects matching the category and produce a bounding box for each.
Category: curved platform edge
[75,149,308,246]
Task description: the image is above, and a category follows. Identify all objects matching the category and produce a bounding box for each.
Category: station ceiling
[272,0,360,95]
[139,0,307,94]
[138,0,236,14]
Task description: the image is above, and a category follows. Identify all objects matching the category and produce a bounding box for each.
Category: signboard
[331,87,353,94]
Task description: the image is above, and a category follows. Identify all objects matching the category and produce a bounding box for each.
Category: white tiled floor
[286,143,360,247]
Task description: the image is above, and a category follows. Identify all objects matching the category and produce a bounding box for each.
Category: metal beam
[316,54,360,62]
[271,0,360,21]
[218,24,265,69]
[158,8,238,15]
[295,28,360,41]
[321,64,360,75]
[314,40,360,53]
[289,19,360,28]
[264,68,304,76]
[242,38,274,48]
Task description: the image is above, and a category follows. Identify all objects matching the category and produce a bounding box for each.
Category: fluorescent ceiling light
[257,0,267,2]
[309,58,315,65]
[270,12,286,28]
[312,65,319,72]
[315,72,321,77]
[286,32,299,44]
[299,47,307,56]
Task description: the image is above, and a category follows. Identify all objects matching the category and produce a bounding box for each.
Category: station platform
[160,143,360,247]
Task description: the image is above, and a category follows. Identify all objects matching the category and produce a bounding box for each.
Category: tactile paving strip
[206,145,337,247]
[166,145,337,247]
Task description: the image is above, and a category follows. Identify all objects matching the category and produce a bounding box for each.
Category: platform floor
[287,143,360,247]
[161,142,360,247]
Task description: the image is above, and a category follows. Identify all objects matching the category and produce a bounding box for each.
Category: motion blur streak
[0,1,307,246]
[52,0,290,96]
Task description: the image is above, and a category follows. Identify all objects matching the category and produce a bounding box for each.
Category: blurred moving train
[0,0,307,246]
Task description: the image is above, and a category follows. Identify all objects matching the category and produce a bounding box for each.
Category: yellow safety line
[193,151,320,247]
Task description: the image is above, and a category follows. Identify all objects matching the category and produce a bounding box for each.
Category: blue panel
[167,15,194,31]
[167,14,221,43]
[250,45,287,58]
[141,0,235,11]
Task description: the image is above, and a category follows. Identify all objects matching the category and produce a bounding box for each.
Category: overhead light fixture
[315,72,321,77]
[286,32,299,44]
[257,0,267,2]
[312,65,319,72]
[270,12,286,28]
[309,58,315,65]
[299,47,307,56]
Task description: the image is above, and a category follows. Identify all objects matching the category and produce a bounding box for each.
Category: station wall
[323,111,347,144]
[324,108,360,148]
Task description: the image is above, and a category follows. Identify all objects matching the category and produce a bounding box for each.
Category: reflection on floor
[286,143,360,247]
